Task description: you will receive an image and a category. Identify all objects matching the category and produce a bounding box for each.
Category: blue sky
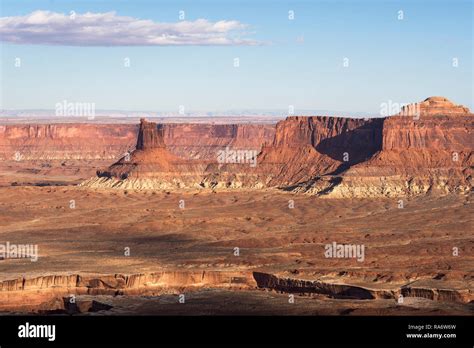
[1,0,472,114]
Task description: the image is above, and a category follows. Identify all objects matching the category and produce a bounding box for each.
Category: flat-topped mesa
[272,116,382,149]
[203,115,385,188]
[399,96,471,117]
[384,97,472,151]
[307,97,473,197]
[136,118,165,150]
[266,115,384,165]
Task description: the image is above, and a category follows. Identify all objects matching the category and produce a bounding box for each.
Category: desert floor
[0,165,472,314]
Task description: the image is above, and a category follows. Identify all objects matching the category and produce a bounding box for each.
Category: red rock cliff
[322,97,473,196]
[136,118,165,150]
[0,122,274,161]
[0,124,137,160]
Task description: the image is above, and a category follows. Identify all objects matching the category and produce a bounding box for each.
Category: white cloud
[0,10,260,46]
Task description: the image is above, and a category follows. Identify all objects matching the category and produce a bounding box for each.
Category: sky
[0,0,472,114]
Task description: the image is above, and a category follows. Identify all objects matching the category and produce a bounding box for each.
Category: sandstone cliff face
[8,96,469,196]
[0,124,137,160]
[136,119,165,150]
[306,98,473,197]
[84,119,276,189]
[265,116,383,178]
[93,119,202,185]
[0,123,274,162]
[344,114,472,176]
[205,97,472,196]
[164,123,274,159]
[0,118,274,188]
[252,272,473,303]
[201,116,383,188]
[408,96,471,116]
[82,97,473,195]
[0,271,255,311]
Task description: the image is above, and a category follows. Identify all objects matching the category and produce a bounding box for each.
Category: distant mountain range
[0,108,374,119]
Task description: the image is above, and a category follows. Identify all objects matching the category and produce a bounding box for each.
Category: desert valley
[0,96,472,315]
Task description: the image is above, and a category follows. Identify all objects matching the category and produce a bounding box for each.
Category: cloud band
[0,10,259,46]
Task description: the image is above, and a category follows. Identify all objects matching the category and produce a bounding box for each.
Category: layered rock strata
[79,97,473,196]
[298,97,473,197]
[0,123,275,161]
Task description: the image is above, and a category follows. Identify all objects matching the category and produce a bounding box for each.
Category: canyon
[0,96,472,315]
